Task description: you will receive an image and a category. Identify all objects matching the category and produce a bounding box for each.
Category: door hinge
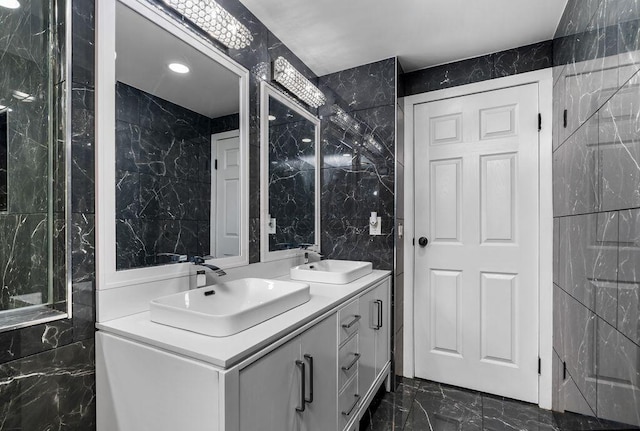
[538,357,541,375]
[563,361,567,380]
[538,113,542,131]
[563,109,568,128]
[214,159,218,170]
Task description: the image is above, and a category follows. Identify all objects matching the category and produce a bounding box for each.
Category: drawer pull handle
[341,315,361,329]
[295,360,305,412]
[341,353,361,371]
[341,394,360,416]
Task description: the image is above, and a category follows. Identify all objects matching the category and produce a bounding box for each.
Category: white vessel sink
[149,278,311,337]
[290,260,373,284]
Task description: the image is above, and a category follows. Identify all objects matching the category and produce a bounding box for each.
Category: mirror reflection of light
[168,62,190,74]
[12,90,35,102]
[0,0,20,9]
[301,138,312,143]
[268,115,276,121]
[184,292,190,309]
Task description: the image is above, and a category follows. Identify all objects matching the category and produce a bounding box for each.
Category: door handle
[303,354,314,404]
[295,360,306,412]
[418,236,429,247]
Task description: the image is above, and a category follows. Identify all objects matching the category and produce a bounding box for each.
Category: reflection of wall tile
[599,77,640,211]
[556,287,598,413]
[553,116,599,217]
[115,83,213,270]
[596,317,640,426]
[618,208,640,345]
[558,212,618,321]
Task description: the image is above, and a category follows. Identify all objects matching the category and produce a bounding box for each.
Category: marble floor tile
[360,378,640,431]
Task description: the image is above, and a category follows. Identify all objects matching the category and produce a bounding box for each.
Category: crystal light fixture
[273,57,326,109]
[161,0,253,50]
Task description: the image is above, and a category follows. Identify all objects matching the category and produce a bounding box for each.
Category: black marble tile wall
[552,0,640,427]
[114,82,212,270]
[0,0,97,428]
[401,41,553,96]
[318,58,396,271]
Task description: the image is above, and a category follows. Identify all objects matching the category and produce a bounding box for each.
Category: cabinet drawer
[338,334,359,390]
[339,375,360,431]
[338,300,360,345]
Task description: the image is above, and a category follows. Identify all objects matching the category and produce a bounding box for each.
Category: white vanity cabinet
[97,273,391,431]
[238,314,338,431]
[358,280,390,401]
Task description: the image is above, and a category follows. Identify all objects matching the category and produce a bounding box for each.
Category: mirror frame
[260,82,321,262]
[96,0,250,291]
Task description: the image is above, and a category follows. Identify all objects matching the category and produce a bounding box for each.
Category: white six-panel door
[213,132,241,258]
[414,83,540,403]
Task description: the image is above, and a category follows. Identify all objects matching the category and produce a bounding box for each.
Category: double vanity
[96,262,391,431]
[94,2,391,430]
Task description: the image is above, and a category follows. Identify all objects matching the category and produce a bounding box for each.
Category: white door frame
[402,69,553,409]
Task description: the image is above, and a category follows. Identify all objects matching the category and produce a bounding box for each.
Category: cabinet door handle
[341,314,361,329]
[295,360,305,412]
[341,394,360,416]
[303,354,314,404]
[341,353,361,371]
[374,300,383,330]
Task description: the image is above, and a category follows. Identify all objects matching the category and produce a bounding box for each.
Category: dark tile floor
[359,378,640,431]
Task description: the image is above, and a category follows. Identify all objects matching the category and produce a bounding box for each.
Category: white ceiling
[116,3,239,119]
[238,0,568,76]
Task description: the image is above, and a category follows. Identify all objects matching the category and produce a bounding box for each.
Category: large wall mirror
[97,0,249,290]
[260,82,320,261]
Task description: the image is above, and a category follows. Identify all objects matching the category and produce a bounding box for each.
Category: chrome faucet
[300,244,323,264]
[190,256,226,276]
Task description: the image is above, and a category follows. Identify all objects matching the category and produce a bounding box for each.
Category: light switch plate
[268,217,276,234]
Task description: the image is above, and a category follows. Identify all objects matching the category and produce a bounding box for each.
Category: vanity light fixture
[273,57,326,109]
[0,0,20,9]
[168,62,190,74]
[160,0,253,50]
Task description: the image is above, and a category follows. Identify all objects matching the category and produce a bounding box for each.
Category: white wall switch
[268,217,276,234]
[369,217,382,235]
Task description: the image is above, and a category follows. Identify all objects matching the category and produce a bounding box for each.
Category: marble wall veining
[318,58,397,271]
[401,41,553,97]
[114,82,213,270]
[0,0,98,429]
[552,0,640,427]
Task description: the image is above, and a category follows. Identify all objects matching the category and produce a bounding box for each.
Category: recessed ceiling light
[268,115,276,121]
[0,0,20,9]
[302,138,312,143]
[168,62,190,74]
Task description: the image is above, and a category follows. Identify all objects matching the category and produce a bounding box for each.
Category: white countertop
[96,270,391,369]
